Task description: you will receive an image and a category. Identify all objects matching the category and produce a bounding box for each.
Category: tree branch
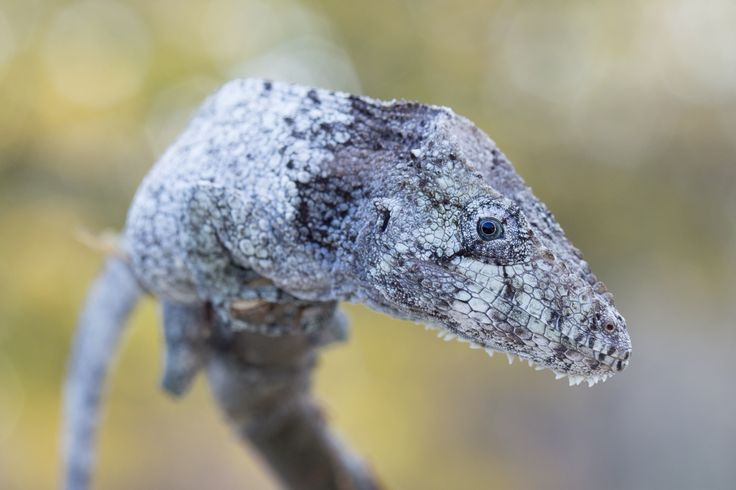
[205,300,383,490]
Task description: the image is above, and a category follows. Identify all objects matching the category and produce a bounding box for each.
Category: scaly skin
[64,78,633,490]
[125,78,631,386]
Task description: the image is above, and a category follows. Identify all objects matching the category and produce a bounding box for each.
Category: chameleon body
[63,79,631,489]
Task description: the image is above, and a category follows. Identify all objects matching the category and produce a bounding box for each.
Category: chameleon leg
[177,182,268,297]
[179,182,311,333]
[160,301,211,397]
[206,301,382,490]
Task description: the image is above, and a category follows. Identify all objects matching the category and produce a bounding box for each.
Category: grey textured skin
[63,78,632,490]
[127,78,631,382]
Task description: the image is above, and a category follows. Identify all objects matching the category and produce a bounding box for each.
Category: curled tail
[62,257,143,490]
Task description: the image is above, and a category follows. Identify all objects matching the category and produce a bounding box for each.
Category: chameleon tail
[62,257,143,490]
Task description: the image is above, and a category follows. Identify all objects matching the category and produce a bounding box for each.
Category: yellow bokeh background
[1,0,735,489]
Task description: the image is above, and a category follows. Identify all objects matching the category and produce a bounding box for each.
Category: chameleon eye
[477,218,504,241]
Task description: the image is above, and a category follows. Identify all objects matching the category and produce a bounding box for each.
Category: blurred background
[1,0,735,489]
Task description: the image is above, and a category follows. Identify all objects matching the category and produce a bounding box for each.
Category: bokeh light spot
[0,355,24,446]
[231,36,361,94]
[41,0,150,108]
[144,76,221,155]
[660,0,736,101]
[0,9,17,78]
[200,0,282,63]
[494,4,600,105]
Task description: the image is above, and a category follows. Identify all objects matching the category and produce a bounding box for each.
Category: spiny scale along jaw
[348,109,631,387]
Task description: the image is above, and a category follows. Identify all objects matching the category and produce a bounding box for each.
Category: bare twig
[205,301,384,490]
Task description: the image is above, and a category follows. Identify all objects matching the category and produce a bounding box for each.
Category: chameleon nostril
[604,322,615,333]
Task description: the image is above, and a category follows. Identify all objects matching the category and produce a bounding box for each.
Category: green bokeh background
[1,0,735,489]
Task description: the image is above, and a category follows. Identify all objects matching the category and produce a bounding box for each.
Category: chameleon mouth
[438,258,631,387]
[425,322,628,387]
[574,342,631,372]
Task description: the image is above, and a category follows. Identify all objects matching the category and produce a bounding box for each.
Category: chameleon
[63,78,631,489]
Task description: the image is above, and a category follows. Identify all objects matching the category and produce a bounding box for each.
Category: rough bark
[205,301,383,490]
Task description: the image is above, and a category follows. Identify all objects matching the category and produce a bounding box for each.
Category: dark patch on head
[349,95,375,119]
[263,80,272,92]
[378,208,390,233]
[290,129,307,140]
[553,343,568,359]
[346,96,437,153]
[500,266,516,301]
[549,309,560,329]
[408,149,423,168]
[307,89,321,105]
[294,176,366,255]
[503,283,515,301]
[508,333,526,346]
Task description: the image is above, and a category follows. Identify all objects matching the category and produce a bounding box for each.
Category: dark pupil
[480,220,497,236]
[477,218,503,241]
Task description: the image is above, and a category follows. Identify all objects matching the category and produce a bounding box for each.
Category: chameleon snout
[570,300,631,376]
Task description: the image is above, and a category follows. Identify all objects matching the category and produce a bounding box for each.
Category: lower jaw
[432,326,616,387]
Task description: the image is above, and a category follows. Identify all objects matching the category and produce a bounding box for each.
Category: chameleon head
[351,146,631,387]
